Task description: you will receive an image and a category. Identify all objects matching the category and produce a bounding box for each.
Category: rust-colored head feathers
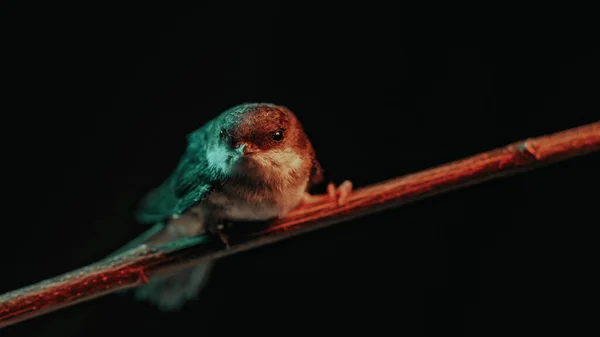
[206,103,323,189]
[219,103,310,154]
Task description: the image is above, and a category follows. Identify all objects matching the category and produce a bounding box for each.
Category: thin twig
[1,121,599,328]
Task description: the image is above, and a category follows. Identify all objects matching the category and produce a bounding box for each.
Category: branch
[1,122,599,328]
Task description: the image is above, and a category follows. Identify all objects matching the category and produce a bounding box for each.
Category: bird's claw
[209,222,231,248]
[327,180,353,206]
[301,180,353,207]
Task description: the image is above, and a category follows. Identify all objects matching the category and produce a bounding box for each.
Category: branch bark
[1,121,599,328]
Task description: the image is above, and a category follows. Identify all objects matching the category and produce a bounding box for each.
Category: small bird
[113,103,352,311]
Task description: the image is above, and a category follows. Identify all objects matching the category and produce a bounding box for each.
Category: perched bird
[113,103,352,311]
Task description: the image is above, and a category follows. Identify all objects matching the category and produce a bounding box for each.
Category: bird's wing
[135,127,215,225]
[309,159,324,187]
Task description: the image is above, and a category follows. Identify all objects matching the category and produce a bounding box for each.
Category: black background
[1,3,599,336]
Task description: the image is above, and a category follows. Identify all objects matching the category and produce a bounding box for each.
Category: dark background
[1,3,599,336]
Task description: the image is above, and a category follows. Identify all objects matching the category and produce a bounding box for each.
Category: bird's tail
[108,223,214,311]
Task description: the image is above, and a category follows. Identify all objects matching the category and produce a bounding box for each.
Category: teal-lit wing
[135,134,214,225]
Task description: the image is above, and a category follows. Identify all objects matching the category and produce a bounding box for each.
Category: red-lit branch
[1,121,599,328]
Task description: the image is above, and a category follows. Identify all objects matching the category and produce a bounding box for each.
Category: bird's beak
[234,142,259,156]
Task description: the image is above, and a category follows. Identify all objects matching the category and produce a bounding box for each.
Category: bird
[111,103,352,311]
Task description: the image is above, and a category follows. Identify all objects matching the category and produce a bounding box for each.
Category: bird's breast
[207,177,309,221]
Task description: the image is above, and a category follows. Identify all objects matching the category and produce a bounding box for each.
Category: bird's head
[207,103,315,186]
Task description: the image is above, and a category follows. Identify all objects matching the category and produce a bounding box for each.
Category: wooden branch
[1,121,599,328]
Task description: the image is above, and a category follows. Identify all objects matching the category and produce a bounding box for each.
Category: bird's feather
[135,123,218,224]
[122,120,223,310]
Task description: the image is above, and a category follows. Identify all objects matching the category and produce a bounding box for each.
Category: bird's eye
[273,130,284,142]
[220,128,226,139]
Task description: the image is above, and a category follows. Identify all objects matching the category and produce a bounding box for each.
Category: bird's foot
[208,221,232,249]
[300,180,353,207]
